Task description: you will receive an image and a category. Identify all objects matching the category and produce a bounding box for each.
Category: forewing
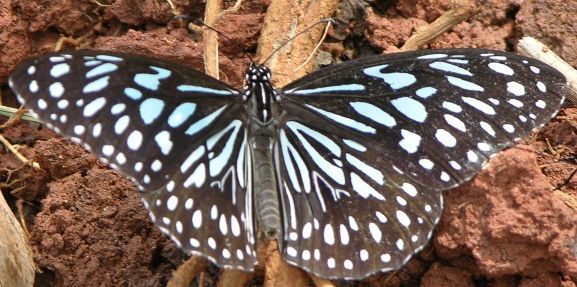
[276,49,566,279]
[9,51,258,270]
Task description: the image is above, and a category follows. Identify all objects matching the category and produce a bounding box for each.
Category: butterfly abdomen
[251,133,282,238]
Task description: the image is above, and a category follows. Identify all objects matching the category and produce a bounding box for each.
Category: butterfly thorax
[244,65,277,124]
[244,65,283,241]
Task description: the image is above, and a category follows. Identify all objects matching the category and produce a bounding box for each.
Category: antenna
[173,15,256,64]
[173,16,334,67]
[260,18,335,66]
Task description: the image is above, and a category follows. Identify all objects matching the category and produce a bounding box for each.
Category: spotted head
[245,65,272,85]
[243,65,276,123]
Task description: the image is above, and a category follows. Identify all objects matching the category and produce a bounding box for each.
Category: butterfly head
[245,65,272,84]
[243,65,276,123]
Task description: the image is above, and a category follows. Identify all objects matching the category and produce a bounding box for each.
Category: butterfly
[8,48,566,279]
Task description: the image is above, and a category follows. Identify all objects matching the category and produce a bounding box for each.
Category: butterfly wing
[275,49,566,279]
[9,51,258,270]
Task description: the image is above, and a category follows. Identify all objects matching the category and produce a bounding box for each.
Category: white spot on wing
[399,129,421,154]
[391,97,427,123]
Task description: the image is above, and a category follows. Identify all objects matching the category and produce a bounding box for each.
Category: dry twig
[517,37,577,104]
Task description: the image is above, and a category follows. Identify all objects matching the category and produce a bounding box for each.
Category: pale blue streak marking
[306,104,375,134]
[180,146,205,173]
[286,121,345,185]
[49,56,65,63]
[207,120,242,177]
[444,114,466,132]
[391,97,428,123]
[350,102,396,127]
[442,101,463,113]
[83,76,110,93]
[446,76,484,91]
[86,63,119,78]
[50,63,70,78]
[124,87,142,100]
[177,85,233,95]
[488,62,514,76]
[416,53,447,59]
[83,97,106,117]
[185,106,227,137]
[350,173,384,201]
[429,61,473,76]
[134,66,171,91]
[461,97,496,115]
[364,65,416,89]
[168,103,196,128]
[236,132,248,190]
[287,121,341,156]
[96,55,124,62]
[447,59,468,64]
[490,56,507,61]
[84,60,102,67]
[345,154,384,185]
[139,98,165,125]
[280,130,311,193]
[415,87,437,99]
[291,84,365,95]
[343,139,367,152]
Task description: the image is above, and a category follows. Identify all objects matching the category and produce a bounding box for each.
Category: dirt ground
[0,0,576,286]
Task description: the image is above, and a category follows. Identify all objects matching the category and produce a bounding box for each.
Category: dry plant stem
[400,0,474,51]
[203,0,223,79]
[165,0,180,15]
[517,37,577,104]
[0,106,42,125]
[217,270,254,287]
[263,240,309,287]
[17,199,30,236]
[166,257,209,287]
[54,30,96,51]
[256,0,338,283]
[0,190,35,286]
[217,0,244,20]
[0,135,40,170]
[309,274,336,287]
[257,0,340,86]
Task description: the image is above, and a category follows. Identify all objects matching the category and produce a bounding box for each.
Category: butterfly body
[8,49,566,279]
[243,65,284,239]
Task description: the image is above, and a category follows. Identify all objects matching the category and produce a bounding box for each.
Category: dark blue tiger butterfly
[8,48,566,279]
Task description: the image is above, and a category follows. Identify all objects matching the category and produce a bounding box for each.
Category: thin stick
[203,0,223,79]
[0,190,35,286]
[517,37,577,104]
[309,274,336,287]
[166,257,208,287]
[217,0,244,21]
[400,0,474,51]
[0,135,40,170]
[294,20,332,71]
[0,106,42,128]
